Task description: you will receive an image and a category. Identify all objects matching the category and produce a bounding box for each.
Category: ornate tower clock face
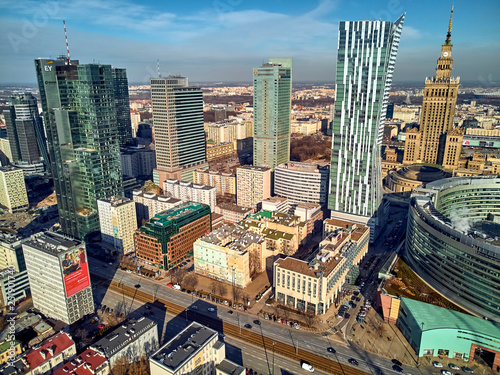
[443,52,449,57]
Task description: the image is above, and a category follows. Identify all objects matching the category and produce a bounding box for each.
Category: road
[89,246,437,375]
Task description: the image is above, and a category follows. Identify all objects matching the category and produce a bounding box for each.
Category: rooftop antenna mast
[63,20,71,64]
[157,59,161,77]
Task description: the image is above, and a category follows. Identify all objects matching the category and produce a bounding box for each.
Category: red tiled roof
[52,349,107,375]
[25,332,75,369]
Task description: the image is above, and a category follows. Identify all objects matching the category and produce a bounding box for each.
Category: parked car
[301,362,314,372]
[207,307,215,312]
[167,283,173,287]
[348,358,359,366]
[392,365,403,373]
[432,362,443,368]
[97,324,105,329]
[440,371,452,375]
[244,324,252,329]
[462,367,474,374]
[327,347,336,354]
[173,284,181,290]
[449,364,460,371]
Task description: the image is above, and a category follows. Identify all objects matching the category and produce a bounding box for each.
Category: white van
[301,363,314,372]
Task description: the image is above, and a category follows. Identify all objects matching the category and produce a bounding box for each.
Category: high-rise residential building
[403,9,463,169]
[0,166,29,212]
[97,196,137,253]
[274,162,330,205]
[132,189,182,225]
[236,165,271,209]
[134,202,211,270]
[0,233,30,308]
[253,58,292,169]
[193,169,236,195]
[4,93,47,166]
[0,138,12,165]
[22,231,94,324]
[112,68,133,147]
[151,76,208,184]
[164,180,216,212]
[35,57,125,240]
[329,15,405,241]
[120,146,156,178]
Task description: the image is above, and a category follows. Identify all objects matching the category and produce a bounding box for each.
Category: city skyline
[1,0,499,85]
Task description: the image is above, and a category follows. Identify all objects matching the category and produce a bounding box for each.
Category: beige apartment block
[97,196,137,253]
[274,218,369,314]
[193,169,236,195]
[0,166,28,213]
[133,189,183,225]
[236,165,271,209]
[193,224,267,288]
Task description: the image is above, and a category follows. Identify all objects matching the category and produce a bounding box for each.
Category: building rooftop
[0,166,23,173]
[165,180,216,191]
[25,332,75,370]
[98,196,133,207]
[216,359,245,375]
[91,317,156,359]
[52,348,107,375]
[401,297,500,337]
[150,322,218,371]
[237,165,270,172]
[200,224,264,252]
[275,254,343,278]
[151,202,209,224]
[276,162,329,173]
[24,231,81,255]
[133,189,182,204]
[216,203,253,214]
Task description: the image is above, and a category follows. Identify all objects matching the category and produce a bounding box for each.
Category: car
[440,371,452,375]
[228,310,233,314]
[327,347,336,354]
[301,362,314,372]
[449,364,460,371]
[108,262,112,265]
[432,362,443,368]
[126,270,132,273]
[187,290,192,294]
[97,324,105,329]
[356,297,361,302]
[224,300,228,305]
[134,284,141,289]
[348,358,359,366]
[244,324,252,329]
[351,303,357,308]
[173,284,181,290]
[462,367,474,374]
[181,288,186,292]
[344,313,350,319]
[167,283,173,287]
[253,320,261,325]
[190,305,198,310]
[207,307,215,312]
[294,322,299,329]
[392,365,403,373]
[233,303,236,309]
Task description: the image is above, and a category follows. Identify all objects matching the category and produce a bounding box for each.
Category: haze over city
[1,0,499,84]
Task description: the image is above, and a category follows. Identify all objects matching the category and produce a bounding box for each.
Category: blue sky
[0,0,499,85]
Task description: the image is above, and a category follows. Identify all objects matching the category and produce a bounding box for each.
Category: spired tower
[403,7,463,168]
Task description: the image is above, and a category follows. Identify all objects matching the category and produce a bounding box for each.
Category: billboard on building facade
[60,247,90,297]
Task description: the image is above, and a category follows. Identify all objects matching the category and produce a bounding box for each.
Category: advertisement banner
[60,247,90,297]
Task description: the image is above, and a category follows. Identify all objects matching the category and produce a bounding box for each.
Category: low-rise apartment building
[193,169,236,195]
[214,203,254,223]
[52,348,109,375]
[273,219,369,314]
[164,180,216,212]
[193,224,267,288]
[133,189,182,225]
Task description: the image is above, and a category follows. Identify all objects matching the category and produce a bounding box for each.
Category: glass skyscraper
[151,76,208,184]
[112,68,133,147]
[35,57,125,240]
[328,15,405,240]
[4,93,47,166]
[253,58,292,170]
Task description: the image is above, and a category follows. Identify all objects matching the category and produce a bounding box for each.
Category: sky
[0,0,499,85]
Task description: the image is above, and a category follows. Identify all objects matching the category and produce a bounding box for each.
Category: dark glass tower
[4,93,46,165]
[112,68,133,147]
[35,57,124,240]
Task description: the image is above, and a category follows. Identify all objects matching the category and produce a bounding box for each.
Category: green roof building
[397,297,500,368]
[134,202,211,270]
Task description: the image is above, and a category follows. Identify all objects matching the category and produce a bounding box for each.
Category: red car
[167,283,173,287]
[98,324,105,329]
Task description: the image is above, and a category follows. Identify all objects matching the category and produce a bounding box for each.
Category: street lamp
[272,342,275,375]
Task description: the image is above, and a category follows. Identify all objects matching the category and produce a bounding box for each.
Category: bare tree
[232,286,243,303]
[302,311,317,328]
[216,283,228,298]
[112,356,130,375]
[183,273,198,290]
[129,355,150,375]
[172,268,187,285]
[210,280,218,295]
[74,328,88,345]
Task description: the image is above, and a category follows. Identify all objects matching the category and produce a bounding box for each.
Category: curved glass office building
[405,177,500,322]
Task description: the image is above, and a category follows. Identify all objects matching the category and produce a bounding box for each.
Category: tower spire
[445,5,453,45]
